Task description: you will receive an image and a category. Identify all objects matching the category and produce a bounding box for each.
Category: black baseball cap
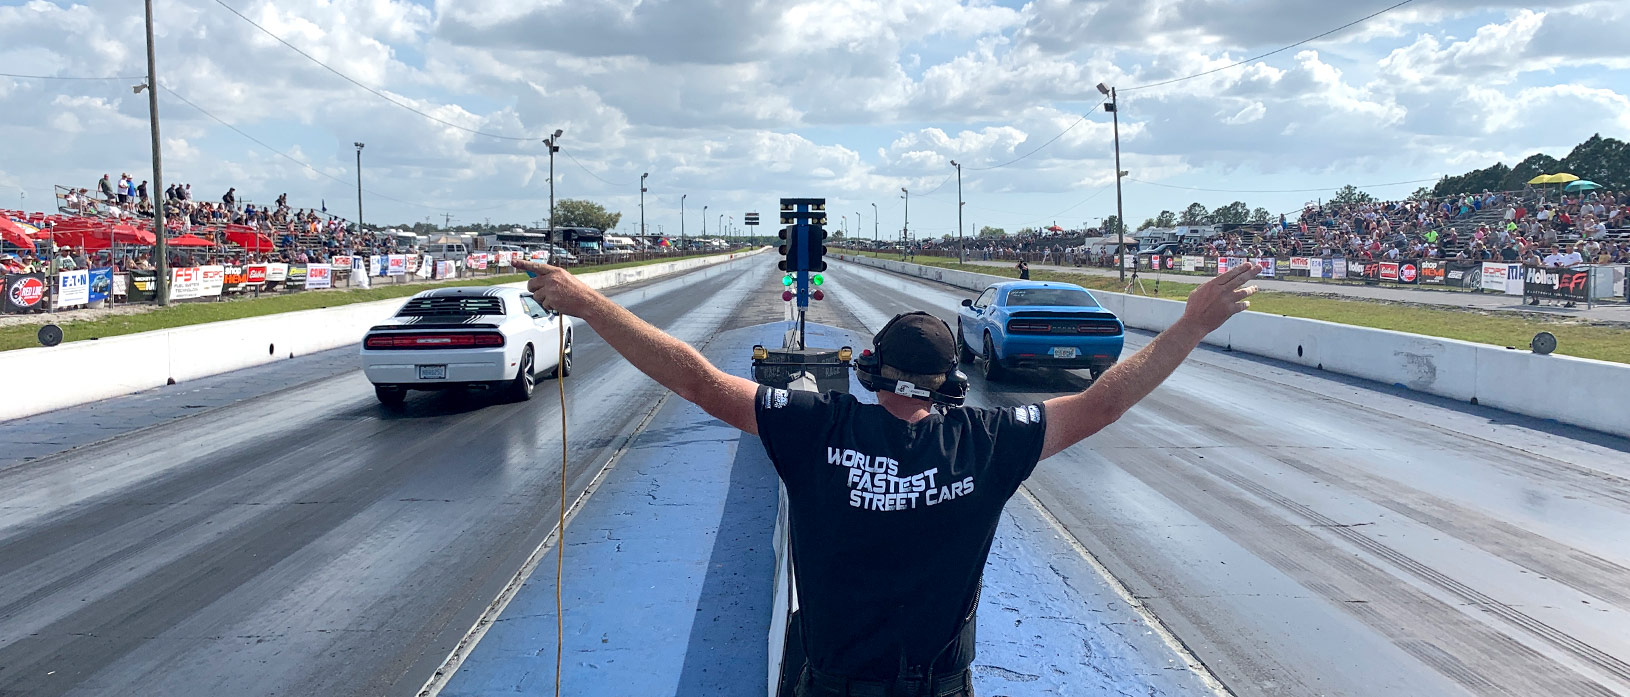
[874,311,956,375]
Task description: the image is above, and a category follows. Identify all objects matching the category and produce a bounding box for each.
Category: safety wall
[838,254,1630,439]
[0,249,769,422]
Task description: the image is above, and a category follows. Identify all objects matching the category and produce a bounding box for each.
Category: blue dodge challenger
[956,281,1125,381]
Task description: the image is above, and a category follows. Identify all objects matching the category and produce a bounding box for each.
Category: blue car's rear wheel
[956,325,975,364]
[982,334,1006,382]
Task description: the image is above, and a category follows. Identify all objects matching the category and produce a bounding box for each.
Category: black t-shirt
[755,386,1047,680]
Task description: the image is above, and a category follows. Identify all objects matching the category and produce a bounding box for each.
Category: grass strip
[847,252,1630,365]
[1,252,735,352]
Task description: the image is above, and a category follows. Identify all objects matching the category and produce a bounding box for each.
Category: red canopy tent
[1,218,37,250]
[167,233,216,247]
[223,225,274,251]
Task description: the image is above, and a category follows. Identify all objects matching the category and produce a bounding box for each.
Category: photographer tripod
[1122,259,1162,296]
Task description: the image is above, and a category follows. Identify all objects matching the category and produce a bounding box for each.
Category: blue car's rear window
[1006,288,1096,307]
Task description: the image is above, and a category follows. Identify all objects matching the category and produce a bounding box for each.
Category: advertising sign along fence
[305,264,332,290]
[1523,266,1591,302]
[3,273,48,313]
[57,269,90,307]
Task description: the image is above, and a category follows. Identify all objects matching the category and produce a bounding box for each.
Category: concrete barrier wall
[837,254,1630,439]
[1,249,768,422]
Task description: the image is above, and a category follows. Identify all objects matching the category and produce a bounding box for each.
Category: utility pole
[872,202,878,241]
[639,173,649,237]
[702,204,708,240]
[681,194,686,249]
[1099,82,1126,282]
[441,212,453,228]
[544,129,562,244]
[950,160,964,263]
[141,0,169,305]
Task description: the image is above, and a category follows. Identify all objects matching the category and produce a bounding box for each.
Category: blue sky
[2,0,1627,237]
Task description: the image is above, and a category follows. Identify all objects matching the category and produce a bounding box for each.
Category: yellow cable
[555,313,567,697]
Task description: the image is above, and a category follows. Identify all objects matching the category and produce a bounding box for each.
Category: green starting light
[782,274,794,287]
[812,274,825,286]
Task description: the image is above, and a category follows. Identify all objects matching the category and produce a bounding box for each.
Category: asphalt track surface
[2,254,1627,697]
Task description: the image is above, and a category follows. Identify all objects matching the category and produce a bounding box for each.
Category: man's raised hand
[1180,262,1260,334]
[513,259,598,317]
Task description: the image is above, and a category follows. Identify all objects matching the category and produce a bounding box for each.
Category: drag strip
[824,258,1630,697]
[0,257,772,697]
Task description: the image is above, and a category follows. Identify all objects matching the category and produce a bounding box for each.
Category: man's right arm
[515,260,760,435]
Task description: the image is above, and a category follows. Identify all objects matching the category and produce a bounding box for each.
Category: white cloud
[0,0,1624,233]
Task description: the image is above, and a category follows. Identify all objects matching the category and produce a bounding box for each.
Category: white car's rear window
[397,296,505,317]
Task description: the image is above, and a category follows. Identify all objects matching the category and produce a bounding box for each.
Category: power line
[562,151,620,186]
[1122,0,1418,92]
[1126,176,1439,194]
[963,103,1106,172]
[160,85,494,213]
[0,72,146,81]
[212,0,542,142]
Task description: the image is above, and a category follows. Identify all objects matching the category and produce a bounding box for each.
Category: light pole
[681,194,686,250]
[718,214,724,245]
[950,160,964,263]
[871,202,878,241]
[543,129,562,243]
[900,187,909,261]
[640,172,649,237]
[702,205,708,242]
[140,0,169,305]
[354,142,365,244]
[1099,82,1126,282]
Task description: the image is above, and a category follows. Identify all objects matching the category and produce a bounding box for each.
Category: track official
[515,259,1261,697]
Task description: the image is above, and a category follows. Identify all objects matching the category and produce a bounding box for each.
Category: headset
[853,312,970,407]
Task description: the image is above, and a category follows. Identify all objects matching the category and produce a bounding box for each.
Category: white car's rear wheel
[547,334,572,379]
[506,346,536,401]
[374,384,405,405]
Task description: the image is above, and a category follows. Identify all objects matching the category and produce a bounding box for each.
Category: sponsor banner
[58,268,91,306]
[470,254,489,270]
[1121,254,1136,270]
[436,260,454,279]
[305,263,332,289]
[417,254,433,278]
[222,265,248,292]
[332,255,354,271]
[88,267,113,303]
[352,256,371,288]
[1304,258,1322,279]
[199,265,225,297]
[1480,263,1509,292]
[1446,261,1480,289]
[1380,261,1399,282]
[1504,264,1525,296]
[286,264,309,286]
[169,266,203,301]
[113,272,129,298]
[1397,261,1419,284]
[127,270,157,301]
[1331,257,1347,280]
[1182,255,1202,272]
[405,255,420,273]
[1216,256,1234,275]
[497,251,514,268]
[266,263,289,282]
[1257,258,1278,278]
[1289,256,1310,273]
[1421,260,1446,285]
[387,254,407,276]
[1141,255,1154,270]
[246,264,268,285]
[1160,254,1176,271]
[4,273,48,313]
[1524,266,1590,302]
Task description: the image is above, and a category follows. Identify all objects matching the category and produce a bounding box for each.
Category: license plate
[1051,347,1078,359]
[417,365,447,380]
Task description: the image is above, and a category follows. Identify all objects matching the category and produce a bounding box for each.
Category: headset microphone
[854,312,970,407]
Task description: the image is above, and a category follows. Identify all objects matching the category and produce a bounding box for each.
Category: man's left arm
[1038,263,1259,460]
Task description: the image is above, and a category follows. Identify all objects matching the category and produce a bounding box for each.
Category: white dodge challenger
[361,286,574,404]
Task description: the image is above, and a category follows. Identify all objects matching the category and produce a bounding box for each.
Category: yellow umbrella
[1527,174,1555,185]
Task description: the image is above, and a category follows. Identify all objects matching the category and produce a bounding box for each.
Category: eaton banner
[57,268,90,307]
